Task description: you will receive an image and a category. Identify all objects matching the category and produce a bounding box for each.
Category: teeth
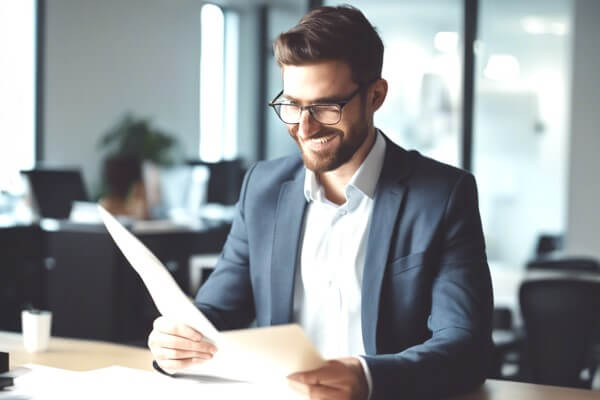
[313,135,334,144]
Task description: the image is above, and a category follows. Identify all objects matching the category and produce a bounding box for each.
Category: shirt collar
[303,129,386,203]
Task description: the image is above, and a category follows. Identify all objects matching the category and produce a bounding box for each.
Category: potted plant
[97,113,180,218]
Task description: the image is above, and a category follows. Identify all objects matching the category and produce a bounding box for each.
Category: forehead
[281,61,354,102]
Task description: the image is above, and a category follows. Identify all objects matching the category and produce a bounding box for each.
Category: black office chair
[519,279,600,388]
[534,234,564,257]
[490,307,525,379]
[526,257,600,272]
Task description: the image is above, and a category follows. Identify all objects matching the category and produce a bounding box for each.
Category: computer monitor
[21,168,89,219]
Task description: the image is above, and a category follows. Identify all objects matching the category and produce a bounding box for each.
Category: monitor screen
[22,169,89,219]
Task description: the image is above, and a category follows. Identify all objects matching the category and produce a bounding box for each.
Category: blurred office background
[1,0,599,389]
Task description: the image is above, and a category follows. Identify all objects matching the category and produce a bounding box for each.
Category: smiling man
[148,5,493,400]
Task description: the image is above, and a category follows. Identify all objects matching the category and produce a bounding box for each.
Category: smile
[308,133,337,144]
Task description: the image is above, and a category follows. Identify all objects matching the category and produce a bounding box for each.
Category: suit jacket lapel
[361,139,416,354]
[270,171,307,325]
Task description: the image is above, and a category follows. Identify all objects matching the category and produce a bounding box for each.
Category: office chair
[526,257,600,272]
[519,279,600,388]
[534,234,564,257]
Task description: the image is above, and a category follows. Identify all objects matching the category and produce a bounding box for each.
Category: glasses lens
[277,104,301,124]
[311,105,341,125]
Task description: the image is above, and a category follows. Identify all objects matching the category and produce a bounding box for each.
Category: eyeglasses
[268,82,372,125]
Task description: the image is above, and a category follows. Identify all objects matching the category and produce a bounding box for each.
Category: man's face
[281,61,372,173]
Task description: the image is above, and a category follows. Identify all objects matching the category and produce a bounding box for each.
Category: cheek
[287,125,298,138]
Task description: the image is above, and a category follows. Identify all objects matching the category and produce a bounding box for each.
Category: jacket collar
[270,132,419,352]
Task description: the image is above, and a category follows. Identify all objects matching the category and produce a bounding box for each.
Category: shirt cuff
[355,356,373,400]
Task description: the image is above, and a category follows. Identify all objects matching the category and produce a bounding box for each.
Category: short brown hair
[273,5,383,85]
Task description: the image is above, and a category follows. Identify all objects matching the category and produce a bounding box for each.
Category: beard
[289,117,370,173]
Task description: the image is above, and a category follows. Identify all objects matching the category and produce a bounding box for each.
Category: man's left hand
[287,357,369,400]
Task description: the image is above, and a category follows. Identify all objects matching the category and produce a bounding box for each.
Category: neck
[318,127,377,205]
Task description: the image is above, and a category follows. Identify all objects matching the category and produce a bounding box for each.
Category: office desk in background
[2,331,599,400]
[0,220,230,344]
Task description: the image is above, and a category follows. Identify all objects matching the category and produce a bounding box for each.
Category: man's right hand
[148,316,218,374]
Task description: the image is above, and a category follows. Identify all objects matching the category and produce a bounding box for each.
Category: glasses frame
[268,79,377,125]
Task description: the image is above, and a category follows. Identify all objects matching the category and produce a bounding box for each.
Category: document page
[98,205,324,382]
[0,365,303,400]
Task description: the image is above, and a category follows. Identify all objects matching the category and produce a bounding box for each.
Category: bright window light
[200,4,225,162]
[484,54,521,82]
[434,32,458,54]
[223,11,239,160]
[521,17,568,36]
[0,0,36,193]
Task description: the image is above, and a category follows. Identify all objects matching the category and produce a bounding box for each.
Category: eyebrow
[281,92,348,104]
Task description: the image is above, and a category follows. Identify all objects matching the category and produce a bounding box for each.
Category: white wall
[43,0,205,196]
[566,0,600,259]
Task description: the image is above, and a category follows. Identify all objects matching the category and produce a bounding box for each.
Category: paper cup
[21,310,52,352]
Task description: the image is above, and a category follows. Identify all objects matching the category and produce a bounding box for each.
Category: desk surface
[0,331,153,372]
[1,331,599,399]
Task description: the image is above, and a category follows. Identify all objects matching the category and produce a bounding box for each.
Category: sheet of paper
[98,205,325,382]
[82,366,304,399]
[98,205,220,342]
[183,324,325,382]
[0,364,83,400]
[0,364,303,400]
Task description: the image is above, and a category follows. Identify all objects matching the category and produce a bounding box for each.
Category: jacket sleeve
[193,164,257,331]
[364,173,494,399]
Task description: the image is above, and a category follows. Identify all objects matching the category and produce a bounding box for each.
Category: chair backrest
[519,279,600,388]
[526,257,600,272]
[22,168,89,219]
[534,234,564,256]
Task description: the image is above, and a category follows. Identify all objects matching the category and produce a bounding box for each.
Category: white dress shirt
[292,130,386,397]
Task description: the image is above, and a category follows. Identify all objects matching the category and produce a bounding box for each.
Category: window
[472,0,572,266]
[0,0,37,193]
[324,0,463,167]
[199,4,239,162]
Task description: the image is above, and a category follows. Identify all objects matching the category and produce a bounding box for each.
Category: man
[148,5,493,399]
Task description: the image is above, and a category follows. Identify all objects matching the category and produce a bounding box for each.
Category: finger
[306,384,344,400]
[287,379,345,400]
[156,357,207,373]
[160,333,217,354]
[153,317,206,342]
[287,379,310,398]
[288,361,344,385]
[155,347,214,361]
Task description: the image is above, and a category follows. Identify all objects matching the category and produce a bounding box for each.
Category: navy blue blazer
[195,135,493,399]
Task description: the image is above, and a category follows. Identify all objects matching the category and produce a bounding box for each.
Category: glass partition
[324,0,464,167]
[473,0,572,266]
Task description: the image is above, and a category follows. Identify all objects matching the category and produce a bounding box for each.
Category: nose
[297,108,320,140]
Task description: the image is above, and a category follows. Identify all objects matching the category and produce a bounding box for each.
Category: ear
[369,79,388,112]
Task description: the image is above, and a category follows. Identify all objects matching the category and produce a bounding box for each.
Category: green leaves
[98,113,179,166]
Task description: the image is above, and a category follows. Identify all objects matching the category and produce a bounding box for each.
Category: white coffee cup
[21,310,52,353]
